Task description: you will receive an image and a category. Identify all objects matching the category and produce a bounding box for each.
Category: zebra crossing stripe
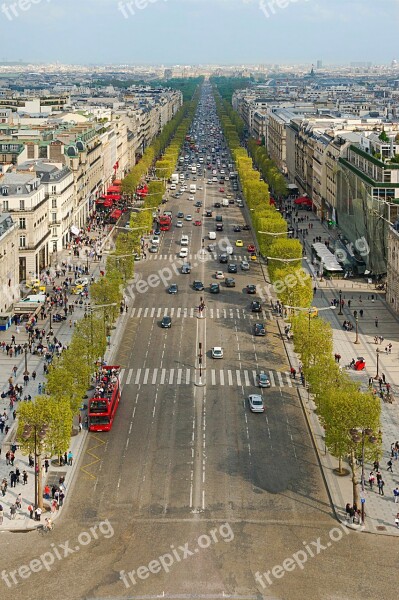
[135,368,141,385]
[211,369,216,385]
[131,308,136,317]
[170,307,175,317]
[177,308,181,318]
[163,308,168,316]
[169,368,174,384]
[216,308,220,319]
[157,308,162,318]
[143,369,150,385]
[227,370,233,386]
[186,369,190,384]
[284,372,293,387]
[184,308,188,318]
[150,307,155,318]
[268,371,275,386]
[236,370,241,386]
[209,308,214,319]
[125,369,132,385]
[252,370,257,386]
[177,369,182,385]
[137,307,142,318]
[160,368,166,384]
[190,307,194,317]
[220,370,225,386]
[244,370,250,386]
[276,371,284,387]
[152,368,158,384]
[119,368,126,384]
[143,307,148,317]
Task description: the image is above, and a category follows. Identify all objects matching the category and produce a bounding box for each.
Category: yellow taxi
[250,254,257,261]
[71,284,85,295]
[26,279,46,293]
[235,240,244,247]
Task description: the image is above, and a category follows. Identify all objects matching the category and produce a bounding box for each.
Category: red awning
[107,186,121,194]
[103,199,113,208]
[110,209,122,219]
[294,196,312,206]
[96,199,104,205]
[113,179,122,186]
[104,194,121,201]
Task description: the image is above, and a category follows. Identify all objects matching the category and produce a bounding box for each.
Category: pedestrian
[15,493,22,509]
[387,459,393,473]
[67,450,73,466]
[359,309,364,317]
[22,470,28,485]
[27,504,33,519]
[368,471,375,489]
[0,504,3,525]
[34,506,42,521]
[44,458,49,473]
[0,479,6,496]
[374,460,380,472]
[32,370,36,380]
[395,513,399,528]
[375,317,379,327]
[378,478,385,496]
[345,503,352,521]
[10,504,17,519]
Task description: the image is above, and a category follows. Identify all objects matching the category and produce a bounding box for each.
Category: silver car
[248,394,265,413]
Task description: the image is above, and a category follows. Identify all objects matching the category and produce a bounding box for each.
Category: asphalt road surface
[1,87,397,600]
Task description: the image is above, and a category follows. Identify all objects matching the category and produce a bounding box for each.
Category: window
[19,199,25,211]
[19,235,26,248]
[1,187,8,196]
[19,218,26,230]
[52,198,57,209]
[3,200,8,211]
[52,213,57,223]
[51,186,56,195]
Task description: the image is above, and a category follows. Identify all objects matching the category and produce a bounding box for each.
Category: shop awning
[294,196,313,206]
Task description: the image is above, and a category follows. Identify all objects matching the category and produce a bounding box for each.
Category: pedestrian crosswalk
[119,368,293,388]
[146,253,254,262]
[129,306,273,320]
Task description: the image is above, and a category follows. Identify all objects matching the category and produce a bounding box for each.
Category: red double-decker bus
[159,215,171,231]
[88,366,121,432]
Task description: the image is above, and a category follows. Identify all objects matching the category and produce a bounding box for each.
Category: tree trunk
[350,450,359,508]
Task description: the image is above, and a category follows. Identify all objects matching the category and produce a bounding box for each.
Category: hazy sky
[0,0,398,65]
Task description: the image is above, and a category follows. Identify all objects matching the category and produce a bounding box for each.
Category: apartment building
[0,172,49,281]
[0,213,20,314]
[387,224,399,313]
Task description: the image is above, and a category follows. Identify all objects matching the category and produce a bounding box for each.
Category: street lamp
[22,422,49,510]
[350,427,378,522]
[375,348,381,380]
[338,289,343,315]
[23,343,28,375]
[354,315,360,344]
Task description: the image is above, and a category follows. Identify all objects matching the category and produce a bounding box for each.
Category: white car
[75,278,89,287]
[179,248,189,258]
[151,236,160,245]
[198,186,203,190]
[176,221,183,228]
[185,215,193,221]
[188,195,195,201]
[241,261,250,271]
[211,347,224,359]
[170,184,176,190]
[215,271,225,280]
[248,394,265,413]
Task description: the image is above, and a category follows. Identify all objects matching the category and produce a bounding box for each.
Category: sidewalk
[0,222,123,531]
[280,202,399,536]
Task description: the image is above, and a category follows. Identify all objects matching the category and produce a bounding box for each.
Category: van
[222,199,229,207]
[208,232,216,240]
[181,235,189,246]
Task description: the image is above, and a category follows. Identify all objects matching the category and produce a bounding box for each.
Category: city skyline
[0,0,397,65]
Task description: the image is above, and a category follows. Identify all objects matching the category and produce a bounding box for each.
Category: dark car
[209,283,220,294]
[233,226,242,232]
[242,225,250,231]
[168,284,178,294]
[219,254,228,264]
[228,263,237,273]
[247,284,257,294]
[215,215,223,222]
[214,202,221,208]
[194,201,202,208]
[216,223,223,232]
[229,199,234,205]
[193,280,204,291]
[206,210,213,217]
[254,322,266,336]
[251,300,262,312]
[154,228,161,236]
[181,263,191,274]
[225,278,236,288]
[161,316,172,328]
[177,211,184,218]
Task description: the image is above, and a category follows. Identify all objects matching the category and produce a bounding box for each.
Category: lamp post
[23,343,28,375]
[22,423,48,510]
[354,315,359,344]
[338,289,343,315]
[375,348,381,380]
[350,427,378,522]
